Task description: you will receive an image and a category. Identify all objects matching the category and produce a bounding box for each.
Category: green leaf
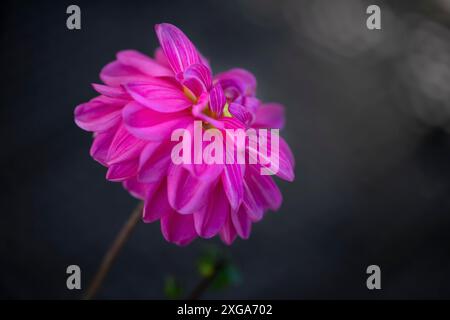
[164,275,183,299]
[211,263,242,290]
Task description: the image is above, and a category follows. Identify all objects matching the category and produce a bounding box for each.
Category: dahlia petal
[126,79,191,113]
[106,124,147,165]
[167,164,214,214]
[123,177,149,200]
[143,180,172,223]
[182,63,212,97]
[161,210,197,246]
[231,206,252,239]
[123,102,192,141]
[242,180,264,221]
[180,122,224,181]
[92,84,130,99]
[74,96,124,132]
[234,96,260,117]
[155,23,202,76]
[253,103,285,129]
[154,47,171,68]
[191,93,224,129]
[221,163,244,210]
[228,102,254,126]
[246,165,282,211]
[215,68,257,97]
[89,127,116,165]
[219,214,237,245]
[100,60,150,87]
[209,83,226,116]
[247,135,295,182]
[193,184,228,238]
[106,158,139,182]
[117,50,173,77]
[138,141,173,183]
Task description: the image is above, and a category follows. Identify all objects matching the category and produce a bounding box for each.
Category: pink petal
[228,103,254,126]
[182,63,212,97]
[193,183,228,238]
[215,68,257,98]
[231,206,252,239]
[242,179,264,222]
[154,47,171,68]
[191,93,224,129]
[143,180,172,223]
[167,164,214,214]
[106,124,147,165]
[122,101,192,141]
[155,23,202,76]
[74,96,124,132]
[246,165,282,211]
[219,213,237,245]
[106,158,139,182]
[125,79,191,113]
[221,163,244,210]
[209,83,226,116]
[117,50,173,78]
[89,126,117,165]
[180,122,224,181]
[123,177,149,200]
[253,103,285,129]
[161,210,197,246]
[100,60,150,87]
[92,84,130,99]
[235,96,260,114]
[138,141,174,183]
[247,135,295,182]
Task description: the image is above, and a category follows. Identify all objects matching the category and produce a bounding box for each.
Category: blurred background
[1,0,450,299]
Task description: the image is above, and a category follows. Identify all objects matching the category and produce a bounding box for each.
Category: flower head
[75,23,295,245]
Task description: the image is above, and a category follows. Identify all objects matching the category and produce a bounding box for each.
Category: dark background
[1,0,450,299]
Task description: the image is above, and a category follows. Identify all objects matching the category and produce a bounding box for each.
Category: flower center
[182,86,198,104]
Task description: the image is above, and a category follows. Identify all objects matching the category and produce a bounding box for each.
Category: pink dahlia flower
[74,23,295,245]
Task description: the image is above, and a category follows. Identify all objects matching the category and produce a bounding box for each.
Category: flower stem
[188,260,225,300]
[84,201,144,300]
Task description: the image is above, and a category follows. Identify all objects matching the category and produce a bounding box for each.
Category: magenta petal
[122,102,192,141]
[143,180,172,223]
[193,183,228,238]
[215,68,257,97]
[154,47,171,68]
[89,127,116,165]
[161,210,197,246]
[231,206,252,239]
[74,96,124,132]
[246,165,282,211]
[138,141,173,183]
[182,63,212,97]
[126,79,191,113]
[117,50,173,78]
[155,23,202,75]
[100,60,150,87]
[209,83,226,116]
[247,135,295,182]
[228,103,254,126]
[219,213,237,245]
[92,84,130,99]
[221,163,244,210]
[253,103,285,129]
[106,124,147,165]
[242,179,264,221]
[106,158,139,182]
[167,164,214,214]
[123,177,149,200]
